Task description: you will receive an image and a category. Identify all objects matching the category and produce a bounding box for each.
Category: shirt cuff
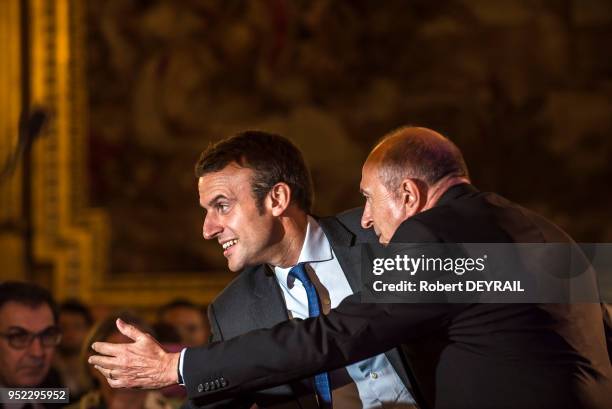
[178,347,187,385]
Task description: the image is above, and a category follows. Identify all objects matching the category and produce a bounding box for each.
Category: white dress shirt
[272,217,415,408]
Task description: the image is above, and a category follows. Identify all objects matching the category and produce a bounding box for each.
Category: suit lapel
[249,265,320,408]
[249,265,290,328]
[318,216,363,293]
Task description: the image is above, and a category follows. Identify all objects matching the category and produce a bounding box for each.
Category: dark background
[85,0,612,274]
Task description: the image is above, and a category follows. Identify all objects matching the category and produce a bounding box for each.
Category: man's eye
[8,332,29,342]
[217,203,229,212]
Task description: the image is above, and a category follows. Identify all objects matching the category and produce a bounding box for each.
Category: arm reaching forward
[89,318,181,389]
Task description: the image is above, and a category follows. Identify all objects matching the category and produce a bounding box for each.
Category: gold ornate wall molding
[29,0,108,300]
[0,0,25,280]
[29,0,230,307]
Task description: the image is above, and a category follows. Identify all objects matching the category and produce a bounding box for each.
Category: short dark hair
[157,298,201,320]
[152,322,182,344]
[0,281,59,322]
[376,126,469,191]
[195,131,314,213]
[59,299,93,326]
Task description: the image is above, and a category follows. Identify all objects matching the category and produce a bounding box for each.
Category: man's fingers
[87,321,173,390]
[89,354,123,369]
[94,364,112,378]
[91,340,125,357]
[95,365,127,388]
[116,318,145,342]
[107,378,124,389]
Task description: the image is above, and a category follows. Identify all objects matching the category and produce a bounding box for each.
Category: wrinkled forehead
[360,158,385,188]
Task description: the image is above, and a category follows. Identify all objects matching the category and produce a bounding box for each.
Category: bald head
[367,127,469,192]
[360,127,470,243]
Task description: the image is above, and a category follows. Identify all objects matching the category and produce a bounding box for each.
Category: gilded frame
[28,0,232,308]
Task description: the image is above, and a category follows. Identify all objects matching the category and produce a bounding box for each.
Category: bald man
[90,127,611,409]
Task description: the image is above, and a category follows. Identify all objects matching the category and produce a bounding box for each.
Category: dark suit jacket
[186,213,416,408]
[183,184,612,409]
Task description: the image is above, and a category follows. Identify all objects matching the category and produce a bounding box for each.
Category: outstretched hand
[89,318,181,389]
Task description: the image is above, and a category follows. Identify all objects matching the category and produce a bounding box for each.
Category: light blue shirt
[273,217,415,408]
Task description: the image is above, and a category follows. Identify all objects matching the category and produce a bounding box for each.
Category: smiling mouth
[222,239,238,250]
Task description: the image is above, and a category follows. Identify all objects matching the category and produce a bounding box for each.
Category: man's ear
[268,182,292,216]
[400,178,425,216]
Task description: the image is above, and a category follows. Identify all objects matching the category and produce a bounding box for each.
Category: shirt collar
[273,216,333,286]
[297,216,333,264]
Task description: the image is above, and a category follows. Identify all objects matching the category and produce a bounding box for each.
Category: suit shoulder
[408,190,573,243]
[392,217,441,243]
[335,207,363,230]
[331,207,379,243]
[210,266,260,311]
[474,191,573,242]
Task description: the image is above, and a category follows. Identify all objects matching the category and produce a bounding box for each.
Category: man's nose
[27,337,46,357]
[203,214,222,240]
[361,203,373,229]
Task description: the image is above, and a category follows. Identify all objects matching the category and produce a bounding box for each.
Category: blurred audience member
[151,322,181,344]
[0,281,63,406]
[151,322,186,402]
[54,299,94,401]
[157,299,209,347]
[67,312,171,409]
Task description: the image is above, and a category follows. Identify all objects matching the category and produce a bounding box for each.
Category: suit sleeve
[208,303,223,343]
[183,294,452,404]
[186,303,255,409]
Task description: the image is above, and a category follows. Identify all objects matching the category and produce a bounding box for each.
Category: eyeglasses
[0,326,62,349]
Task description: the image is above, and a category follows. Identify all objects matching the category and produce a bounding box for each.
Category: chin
[227,259,245,272]
[18,377,45,387]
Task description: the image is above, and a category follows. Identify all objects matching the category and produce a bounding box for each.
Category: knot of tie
[289,263,322,318]
[288,262,312,286]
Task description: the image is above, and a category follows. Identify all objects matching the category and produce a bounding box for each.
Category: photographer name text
[372,280,524,292]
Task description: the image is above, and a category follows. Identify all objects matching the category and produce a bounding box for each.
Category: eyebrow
[6,326,28,332]
[207,194,228,208]
[6,325,55,332]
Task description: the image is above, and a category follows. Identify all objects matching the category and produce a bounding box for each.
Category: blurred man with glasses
[0,281,61,390]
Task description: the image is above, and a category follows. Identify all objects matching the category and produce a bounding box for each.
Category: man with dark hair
[157,299,209,347]
[194,131,314,214]
[0,281,62,390]
[55,299,94,401]
[91,127,611,409]
[58,299,93,356]
[191,131,415,408]
[92,130,418,409]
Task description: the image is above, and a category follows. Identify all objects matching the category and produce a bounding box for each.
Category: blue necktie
[288,263,333,407]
